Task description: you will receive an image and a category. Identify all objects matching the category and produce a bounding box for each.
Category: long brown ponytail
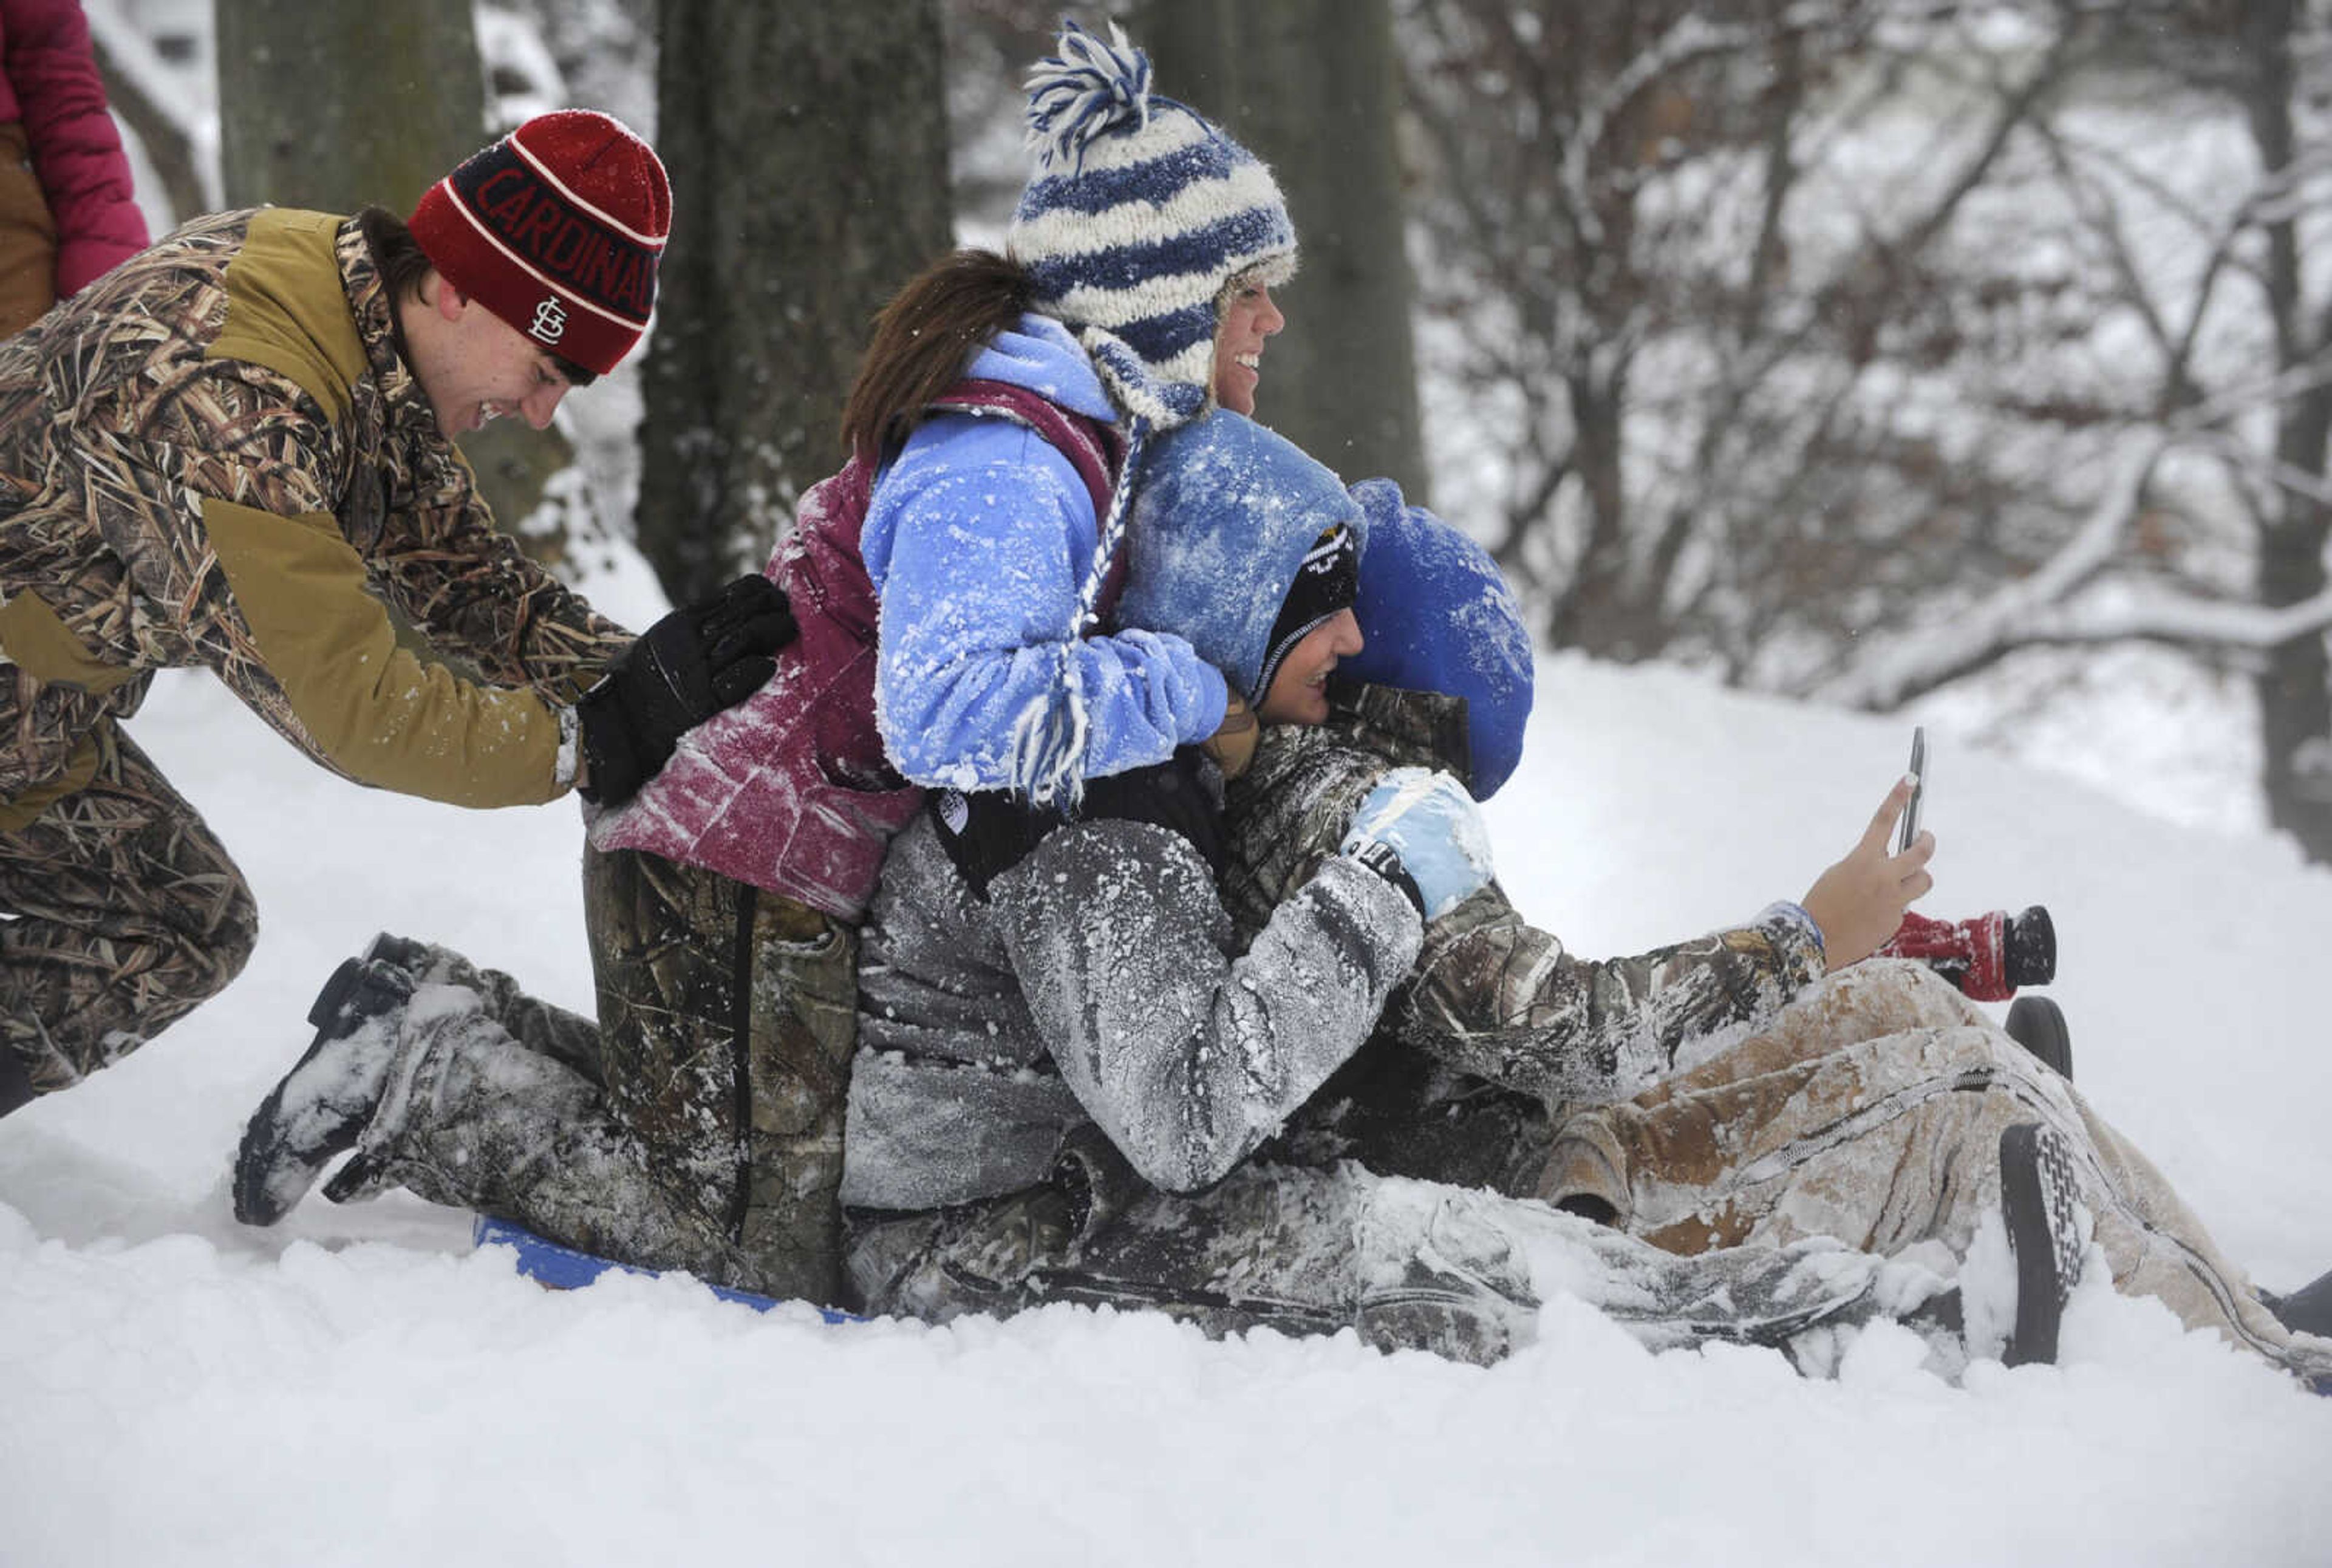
[839,250,1038,461]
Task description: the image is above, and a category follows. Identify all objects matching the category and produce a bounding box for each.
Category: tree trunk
[216,1,485,211]
[87,37,206,226]
[1553,361,1669,661]
[2242,0,2332,864]
[637,0,952,606]
[212,2,569,552]
[1137,0,1428,501]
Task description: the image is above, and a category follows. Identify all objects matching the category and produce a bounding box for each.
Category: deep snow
[4,650,2330,1567]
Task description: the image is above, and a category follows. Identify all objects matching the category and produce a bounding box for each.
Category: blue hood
[1117,411,1366,704]
[959,313,1119,426]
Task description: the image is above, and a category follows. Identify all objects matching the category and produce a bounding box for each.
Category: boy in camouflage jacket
[0,112,785,1113]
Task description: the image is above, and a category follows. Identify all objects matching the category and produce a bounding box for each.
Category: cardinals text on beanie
[408,109,671,377]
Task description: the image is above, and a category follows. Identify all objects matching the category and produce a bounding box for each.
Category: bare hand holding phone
[1801,749,1937,968]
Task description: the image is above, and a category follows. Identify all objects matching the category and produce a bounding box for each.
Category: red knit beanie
[407,110,671,377]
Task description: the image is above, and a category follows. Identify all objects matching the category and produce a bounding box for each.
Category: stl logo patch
[528,298,569,344]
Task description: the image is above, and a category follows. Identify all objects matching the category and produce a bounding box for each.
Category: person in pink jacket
[0,0,148,333]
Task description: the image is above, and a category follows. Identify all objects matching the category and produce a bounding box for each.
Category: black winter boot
[2004,995,2073,1081]
[231,958,414,1225]
[2261,1267,2332,1341]
[1999,1122,2085,1367]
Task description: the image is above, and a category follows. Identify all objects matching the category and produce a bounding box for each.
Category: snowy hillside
[5,655,2330,1568]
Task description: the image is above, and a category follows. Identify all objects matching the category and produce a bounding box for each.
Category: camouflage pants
[1536,960,2332,1382]
[0,721,257,1108]
[350,845,857,1306]
[844,1125,1948,1370]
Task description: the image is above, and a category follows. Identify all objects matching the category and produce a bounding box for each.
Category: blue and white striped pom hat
[1006,19,1298,431]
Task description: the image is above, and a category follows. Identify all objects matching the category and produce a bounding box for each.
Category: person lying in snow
[1217,634,2332,1383]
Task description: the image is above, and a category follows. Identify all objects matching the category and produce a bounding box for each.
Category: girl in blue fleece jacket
[854,20,1529,808]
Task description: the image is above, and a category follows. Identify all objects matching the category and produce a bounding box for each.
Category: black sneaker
[1999,1122,2085,1367]
[231,958,414,1225]
[2005,995,2073,1080]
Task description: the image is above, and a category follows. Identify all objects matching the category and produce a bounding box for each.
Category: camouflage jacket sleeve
[1393,887,1826,1105]
[359,438,634,703]
[994,819,1423,1193]
[1226,686,1826,1106]
[101,365,580,805]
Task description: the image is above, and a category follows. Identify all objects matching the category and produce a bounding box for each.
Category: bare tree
[84,1,212,226]
[1402,1,2118,668]
[1406,0,2332,858]
[1812,0,2332,857]
[636,0,952,605]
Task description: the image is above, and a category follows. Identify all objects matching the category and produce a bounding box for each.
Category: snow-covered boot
[1999,1121,2085,1367]
[358,930,504,991]
[231,957,414,1225]
[2003,995,2073,1080]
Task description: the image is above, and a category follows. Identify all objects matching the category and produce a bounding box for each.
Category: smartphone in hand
[1898,726,1928,854]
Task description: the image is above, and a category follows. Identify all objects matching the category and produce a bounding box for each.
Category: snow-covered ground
[5,653,2330,1567]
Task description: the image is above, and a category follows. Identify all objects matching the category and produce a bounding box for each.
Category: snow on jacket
[859,313,1230,793]
[1225,681,1830,1105]
[588,380,1119,919]
[845,407,1440,1211]
[1116,408,1366,700]
[0,0,147,295]
[0,209,630,829]
[842,806,1422,1210]
[1113,409,1531,800]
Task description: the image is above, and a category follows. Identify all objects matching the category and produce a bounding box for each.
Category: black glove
[576,573,795,807]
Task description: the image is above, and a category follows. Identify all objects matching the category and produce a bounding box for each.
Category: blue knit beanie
[1117,411,1366,704]
[1343,480,1536,798]
[1007,19,1298,431]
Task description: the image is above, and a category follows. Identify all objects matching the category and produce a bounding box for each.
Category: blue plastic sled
[472,1214,861,1323]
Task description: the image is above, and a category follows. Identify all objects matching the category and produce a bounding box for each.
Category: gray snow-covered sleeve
[994,820,1423,1193]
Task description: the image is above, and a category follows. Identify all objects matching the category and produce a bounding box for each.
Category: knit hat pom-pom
[1024,18,1152,173]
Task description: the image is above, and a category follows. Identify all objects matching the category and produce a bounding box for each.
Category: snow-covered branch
[1813,435,2170,707]
[83,0,219,220]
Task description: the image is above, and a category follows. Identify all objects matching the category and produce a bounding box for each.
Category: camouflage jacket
[0,208,630,827]
[1226,681,1828,1105]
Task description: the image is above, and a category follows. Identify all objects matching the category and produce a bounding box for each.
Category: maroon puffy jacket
[2,0,149,295]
